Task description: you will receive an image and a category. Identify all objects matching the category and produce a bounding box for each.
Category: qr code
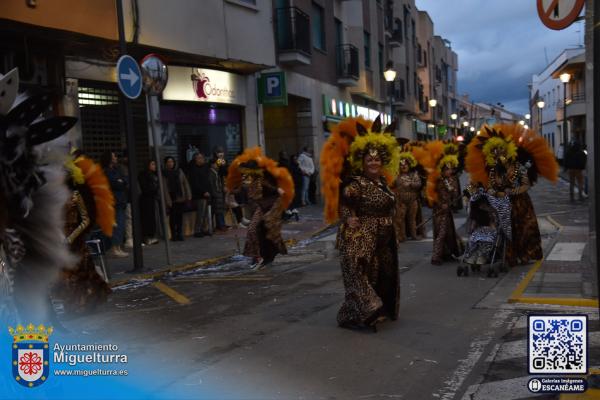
[528,315,587,374]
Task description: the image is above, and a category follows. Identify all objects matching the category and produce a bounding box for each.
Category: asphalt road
[62,178,595,400]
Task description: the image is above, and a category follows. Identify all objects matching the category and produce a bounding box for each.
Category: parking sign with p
[258,72,287,106]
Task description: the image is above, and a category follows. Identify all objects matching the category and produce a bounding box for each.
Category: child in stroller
[457,189,512,277]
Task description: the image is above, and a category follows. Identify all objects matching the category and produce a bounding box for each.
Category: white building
[530,47,585,155]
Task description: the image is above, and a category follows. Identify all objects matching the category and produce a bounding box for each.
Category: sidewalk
[105,205,329,286]
[508,177,597,307]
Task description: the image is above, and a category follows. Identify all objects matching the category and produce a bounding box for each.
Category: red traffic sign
[537,0,585,30]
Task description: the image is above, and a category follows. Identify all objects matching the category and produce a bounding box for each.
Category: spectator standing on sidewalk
[101,150,129,257]
[138,160,160,245]
[297,147,315,206]
[564,138,588,202]
[209,157,227,232]
[163,156,191,241]
[187,153,212,237]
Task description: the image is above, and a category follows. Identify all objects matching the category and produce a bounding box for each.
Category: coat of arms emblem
[9,324,52,387]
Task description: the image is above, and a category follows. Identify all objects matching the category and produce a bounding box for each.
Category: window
[311,2,325,51]
[364,31,371,68]
[394,18,403,43]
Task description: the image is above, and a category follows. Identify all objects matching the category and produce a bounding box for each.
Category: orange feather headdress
[423,140,446,205]
[320,116,400,223]
[226,147,294,209]
[465,124,558,187]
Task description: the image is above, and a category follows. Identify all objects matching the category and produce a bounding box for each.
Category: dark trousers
[140,196,157,239]
[170,202,185,239]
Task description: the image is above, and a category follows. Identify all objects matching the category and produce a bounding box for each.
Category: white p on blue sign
[258,72,287,106]
[117,55,142,100]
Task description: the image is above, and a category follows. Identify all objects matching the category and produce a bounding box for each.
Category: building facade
[1,0,276,168]
[530,47,585,155]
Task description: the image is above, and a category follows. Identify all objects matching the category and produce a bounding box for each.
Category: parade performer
[465,125,558,266]
[321,115,401,331]
[443,140,466,211]
[425,141,464,265]
[226,147,294,269]
[392,143,426,243]
[55,152,115,313]
[0,68,76,324]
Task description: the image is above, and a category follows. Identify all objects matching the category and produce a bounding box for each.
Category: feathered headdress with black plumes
[0,68,77,218]
[0,68,77,323]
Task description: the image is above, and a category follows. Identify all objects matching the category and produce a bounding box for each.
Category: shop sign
[258,72,287,106]
[162,66,246,105]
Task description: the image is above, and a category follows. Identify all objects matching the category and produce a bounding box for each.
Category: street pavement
[61,176,599,399]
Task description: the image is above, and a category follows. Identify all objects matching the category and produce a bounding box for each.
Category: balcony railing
[571,91,585,103]
[275,7,311,57]
[336,44,359,83]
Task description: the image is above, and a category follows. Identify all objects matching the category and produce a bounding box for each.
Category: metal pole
[116,0,144,271]
[563,82,568,146]
[147,95,172,265]
[593,0,600,317]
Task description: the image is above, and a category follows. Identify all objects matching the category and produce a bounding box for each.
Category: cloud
[415,0,584,113]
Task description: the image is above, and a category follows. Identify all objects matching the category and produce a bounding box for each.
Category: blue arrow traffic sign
[117,55,142,99]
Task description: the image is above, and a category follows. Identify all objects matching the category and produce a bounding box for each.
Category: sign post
[140,54,172,266]
[116,0,144,272]
[536,0,585,30]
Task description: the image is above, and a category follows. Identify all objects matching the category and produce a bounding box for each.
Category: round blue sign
[116,55,142,99]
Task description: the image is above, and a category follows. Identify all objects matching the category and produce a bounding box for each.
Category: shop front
[160,66,246,164]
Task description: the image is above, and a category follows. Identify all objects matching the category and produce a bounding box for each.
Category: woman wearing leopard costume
[465,125,558,266]
[321,115,401,331]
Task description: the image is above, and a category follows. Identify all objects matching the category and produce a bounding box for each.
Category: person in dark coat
[138,160,160,245]
[564,139,588,201]
[209,157,227,232]
[163,156,191,241]
[100,150,129,257]
[187,153,212,237]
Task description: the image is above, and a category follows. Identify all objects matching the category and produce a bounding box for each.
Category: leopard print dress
[337,175,399,326]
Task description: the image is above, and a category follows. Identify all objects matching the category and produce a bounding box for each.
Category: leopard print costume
[337,175,399,327]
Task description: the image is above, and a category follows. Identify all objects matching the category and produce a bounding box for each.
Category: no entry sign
[537,0,585,30]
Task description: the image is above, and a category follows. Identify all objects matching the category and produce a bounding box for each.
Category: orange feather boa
[74,155,115,236]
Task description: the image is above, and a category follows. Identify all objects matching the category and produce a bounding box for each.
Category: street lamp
[519,120,525,126]
[429,99,438,138]
[560,72,571,145]
[383,61,396,132]
[525,113,531,120]
[536,100,545,133]
[450,113,458,136]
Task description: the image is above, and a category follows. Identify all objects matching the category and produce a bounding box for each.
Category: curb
[109,224,334,288]
[507,217,597,308]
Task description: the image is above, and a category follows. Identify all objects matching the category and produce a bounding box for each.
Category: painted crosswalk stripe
[547,242,586,261]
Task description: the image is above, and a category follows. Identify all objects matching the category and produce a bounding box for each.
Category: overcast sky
[415,0,584,114]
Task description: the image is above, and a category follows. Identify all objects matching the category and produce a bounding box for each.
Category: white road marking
[433,309,512,400]
[547,242,586,261]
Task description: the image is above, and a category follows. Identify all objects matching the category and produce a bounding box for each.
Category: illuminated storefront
[160,66,246,163]
[322,95,391,136]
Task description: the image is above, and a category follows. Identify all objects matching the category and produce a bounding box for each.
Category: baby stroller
[457,189,511,278]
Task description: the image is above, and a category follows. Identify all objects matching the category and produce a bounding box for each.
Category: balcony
[275,7,311,65]
[565,91,586,118]
[336,44,359,86]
